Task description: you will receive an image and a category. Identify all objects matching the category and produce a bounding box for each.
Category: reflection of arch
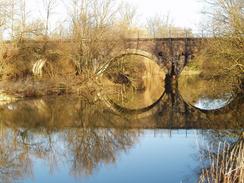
[99,89,237,119]
[100,88,242,123]
[181,93,241,114]
[99,91,166,117]
[96,49,164,75]
[101,90,238,116]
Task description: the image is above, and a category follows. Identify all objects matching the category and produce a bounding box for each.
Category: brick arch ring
[95,49,162,75]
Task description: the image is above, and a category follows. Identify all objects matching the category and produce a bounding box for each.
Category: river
[0,56,243,183]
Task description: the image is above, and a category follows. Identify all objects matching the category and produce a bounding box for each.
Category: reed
[199,134,244,183]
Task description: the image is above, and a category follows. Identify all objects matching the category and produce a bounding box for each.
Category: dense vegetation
[188,0,243,87]
[0,0,192,98]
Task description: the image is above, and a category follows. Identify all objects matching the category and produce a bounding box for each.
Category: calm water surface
[23,130,200,183]
[0,58,243,183]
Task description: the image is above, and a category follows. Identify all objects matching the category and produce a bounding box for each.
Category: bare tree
[202,0,244,73]
[19,0,27,37]
[146,14,193,38]
[66,0,131,74]
[146,14,173,38]
[0,0,8,28]
[119,2,137,26]
[43,0,57,37]
[8,0,16,38]
[203,0,243,35]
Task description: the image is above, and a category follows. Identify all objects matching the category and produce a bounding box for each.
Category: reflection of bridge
[0,91,241,131]
[102,90,243,129]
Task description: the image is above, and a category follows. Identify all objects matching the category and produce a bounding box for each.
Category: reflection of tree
[0,94,243,182]
[0,96,131,129]
[0,119,139,182]
[64,128,138,177]
[0,97,139,182]
[0,130,33,183]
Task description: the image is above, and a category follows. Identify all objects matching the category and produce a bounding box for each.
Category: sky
[3,0,205,39]
[124,0,204,32]
[30,0,204,30]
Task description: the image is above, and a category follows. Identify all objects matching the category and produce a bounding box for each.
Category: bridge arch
[96,51,165,118]
[112,49,159,63]
[96,49,164,75]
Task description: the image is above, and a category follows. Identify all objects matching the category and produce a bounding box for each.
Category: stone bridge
[122,38,205,75]
[6,38,205,77]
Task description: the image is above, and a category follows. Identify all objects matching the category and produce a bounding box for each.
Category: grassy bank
[0,38,121,100]
[0,40,166,104]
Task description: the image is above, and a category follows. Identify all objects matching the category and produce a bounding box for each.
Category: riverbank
[0,42,166,105]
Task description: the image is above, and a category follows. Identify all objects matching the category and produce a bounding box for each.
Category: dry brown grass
[0,39,78,80]
[199,135,244,183]
[0,38,122,99]
[0,73,101,98]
